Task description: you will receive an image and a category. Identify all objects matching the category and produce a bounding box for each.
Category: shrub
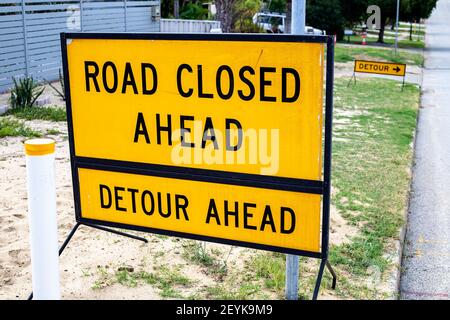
[9,77,45,110]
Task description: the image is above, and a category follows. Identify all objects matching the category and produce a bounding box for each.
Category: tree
[233,0,263,32]
[369,0,397,43]
[180,2,209,19]
[402,0,437,40]
[339,0,369,27]
[267,0,286,13]
[174,0,180,18]
[306,0,345,36]
[215,0,238,32]
[285,0,291,33]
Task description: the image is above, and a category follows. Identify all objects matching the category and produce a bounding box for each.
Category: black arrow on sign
[393,66,401,73]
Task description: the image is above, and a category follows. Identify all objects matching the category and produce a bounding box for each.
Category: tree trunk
[377,18,386,43]
[285,0,291,34]
[215,0,235,33]
[409,21,413,41]
[174,0,179,19]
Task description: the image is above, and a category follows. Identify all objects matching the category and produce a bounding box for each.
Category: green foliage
[339,0,369,27]
[233,0,263,33]
[266,0,286,13]
[402,0,437,22]
[0,117,40,138]
[306,0,345,35]
[180,2,209,20]
[9,77,44,110]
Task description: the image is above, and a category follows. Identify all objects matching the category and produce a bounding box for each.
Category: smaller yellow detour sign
[354,60,406,77]
[78,168,322,253]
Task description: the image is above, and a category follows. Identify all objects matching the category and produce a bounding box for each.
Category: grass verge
[7,106,66,122]
[341,35,425,49]
[0,117,40,138]
[236,78,420,299]
[335,44,424,66]
[328,78,419,283]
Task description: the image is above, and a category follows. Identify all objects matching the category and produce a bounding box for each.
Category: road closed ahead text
[79,168,321,252]
[67,39,324,180]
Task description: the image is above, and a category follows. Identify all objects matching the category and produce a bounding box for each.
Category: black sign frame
[59,33,336,299]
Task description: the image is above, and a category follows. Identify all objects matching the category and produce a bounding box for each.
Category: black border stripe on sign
[60,32,334,259]
[63,32,328,43]
[75,157,324,194]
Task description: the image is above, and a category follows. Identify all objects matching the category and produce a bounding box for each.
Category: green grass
[235,78,420,299]
[92,264,192,298]
[183,241,215,267]
[8,106,66,122]
[328,78,419,281]
[45,128,61,135]
[205,283,262,300]
[0,117,41,138]
[182,241,229,278]
[335,44,424,66]
[251,252,285,291]
[342,34,425,49]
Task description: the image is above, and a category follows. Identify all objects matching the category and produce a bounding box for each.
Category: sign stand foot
[82,222,148,243]
[347,73,357,87]
[26,222,147,300]
[312,258,337,300]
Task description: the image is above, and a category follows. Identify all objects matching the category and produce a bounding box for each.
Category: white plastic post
[25,138,60,300]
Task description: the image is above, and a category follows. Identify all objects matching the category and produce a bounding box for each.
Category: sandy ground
[0,117,356,300]
[0,60,417,300]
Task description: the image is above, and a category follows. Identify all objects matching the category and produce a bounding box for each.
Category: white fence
[160,18,220,33]
[0,0,160,93]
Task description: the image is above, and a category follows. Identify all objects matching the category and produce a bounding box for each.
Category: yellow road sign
[62,33,334,257]
[78,168,322,253]
[66,36,325,180]
[354,60,406,77]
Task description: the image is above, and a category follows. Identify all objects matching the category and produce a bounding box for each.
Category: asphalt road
[400,0,450,300]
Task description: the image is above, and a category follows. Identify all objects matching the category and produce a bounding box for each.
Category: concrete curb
[386,65,424,300]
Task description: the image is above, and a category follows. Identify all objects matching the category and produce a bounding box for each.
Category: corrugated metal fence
[160,19,220,33]
[0,0,160,93]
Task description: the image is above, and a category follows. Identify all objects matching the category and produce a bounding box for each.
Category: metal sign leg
[26,222,147,300]
[312,259,337,300]
[312,259,327,300]
[82,223,148,243]
[347,73,356,87]
[326,260,337,290]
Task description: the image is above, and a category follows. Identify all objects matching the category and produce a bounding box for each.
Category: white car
[253,12,286,33]
[253,12,325,35]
